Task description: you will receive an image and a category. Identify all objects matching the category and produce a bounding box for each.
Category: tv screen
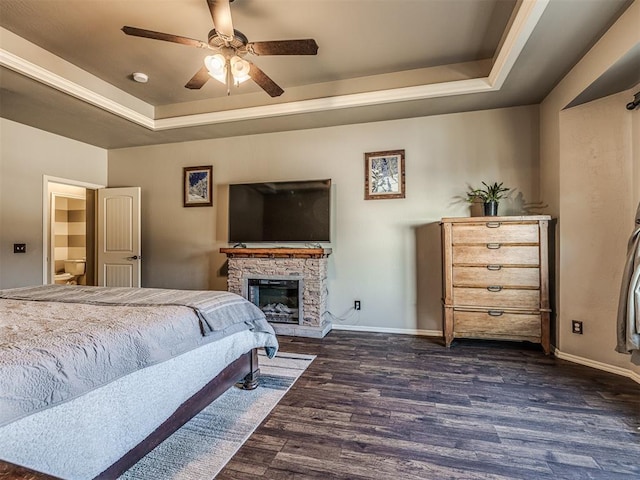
[228,179,331,243]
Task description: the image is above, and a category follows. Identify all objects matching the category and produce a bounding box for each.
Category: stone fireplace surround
[220,248,332,338]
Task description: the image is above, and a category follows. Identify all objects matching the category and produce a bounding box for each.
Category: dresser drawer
[453,266,540,288]
[453,245,540,266]
[453,287,540,309]
[454,310,541,339]
[452,222,539,244]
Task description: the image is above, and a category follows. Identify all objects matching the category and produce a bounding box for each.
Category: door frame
[42,175,105,285]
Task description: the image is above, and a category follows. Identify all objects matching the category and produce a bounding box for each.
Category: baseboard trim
[332,324,441,338]
[272,321,332,338]
[332,325,640,384]
[553,348,640,384]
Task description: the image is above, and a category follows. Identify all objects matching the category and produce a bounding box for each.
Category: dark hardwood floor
[218,331,640,480]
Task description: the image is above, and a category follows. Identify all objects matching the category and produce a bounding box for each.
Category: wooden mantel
[219,247,332,259]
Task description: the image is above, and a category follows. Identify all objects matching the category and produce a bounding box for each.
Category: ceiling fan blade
[185,66,211,89]
[248,39,318,56]
[122,26,209,49]
[207,0,234,41]
[249,63,284,97]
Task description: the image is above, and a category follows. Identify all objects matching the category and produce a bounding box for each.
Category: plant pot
[483,201,498,216]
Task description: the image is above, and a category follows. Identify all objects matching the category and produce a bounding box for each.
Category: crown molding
[0,0,549,132]
[154,77,492,130]
[489,0,550,88]
[0,49,154,129]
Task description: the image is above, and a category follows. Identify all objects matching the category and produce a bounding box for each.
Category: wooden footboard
[0,349,260,480]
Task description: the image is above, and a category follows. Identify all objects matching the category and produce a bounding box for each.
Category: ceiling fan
[122,0,318,97]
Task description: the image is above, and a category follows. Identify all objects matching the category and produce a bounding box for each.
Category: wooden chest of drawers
[441,216,551,354]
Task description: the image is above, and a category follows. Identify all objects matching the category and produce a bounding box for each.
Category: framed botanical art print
[183,165,213,207]
[364,149,405,200]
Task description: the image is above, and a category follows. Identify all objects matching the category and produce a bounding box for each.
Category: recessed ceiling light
[132,72,148,83]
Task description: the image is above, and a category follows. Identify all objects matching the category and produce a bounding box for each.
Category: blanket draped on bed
[0,285,278,427]
[0,284,274,339]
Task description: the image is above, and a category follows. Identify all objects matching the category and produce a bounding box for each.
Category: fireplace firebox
[246,277,303,324]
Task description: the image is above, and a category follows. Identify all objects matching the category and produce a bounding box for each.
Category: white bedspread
[0,329,274,480]
[0,286,278,426]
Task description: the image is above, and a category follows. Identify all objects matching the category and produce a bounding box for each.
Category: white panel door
[97,187,141,287]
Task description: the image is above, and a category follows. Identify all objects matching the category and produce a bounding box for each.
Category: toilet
[54,259,86,285]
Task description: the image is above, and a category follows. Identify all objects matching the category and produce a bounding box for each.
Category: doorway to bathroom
[45,179,100,286]
[43,177,142,287]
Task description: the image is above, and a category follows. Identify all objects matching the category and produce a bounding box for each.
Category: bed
[0,284,279,479]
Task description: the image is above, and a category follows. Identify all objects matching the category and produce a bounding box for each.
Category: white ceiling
[0,0,637,149]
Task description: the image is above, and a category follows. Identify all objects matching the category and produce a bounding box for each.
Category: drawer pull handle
[487,285,503,292]
[486,222,501,228]
[487,264,502,271]
[486,243,501,249]
[488,310,504,317]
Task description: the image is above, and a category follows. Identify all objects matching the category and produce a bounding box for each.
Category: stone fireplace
[220,248,332,337]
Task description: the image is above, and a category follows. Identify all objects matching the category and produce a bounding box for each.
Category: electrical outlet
[572,320,583,335]
[13,243,26,253]
[354,300,361,311]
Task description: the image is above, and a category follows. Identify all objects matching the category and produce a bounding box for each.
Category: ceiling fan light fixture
[230,56,251,84]
[204,53,227,83]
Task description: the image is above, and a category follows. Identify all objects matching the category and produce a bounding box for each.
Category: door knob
[126,255,141,260]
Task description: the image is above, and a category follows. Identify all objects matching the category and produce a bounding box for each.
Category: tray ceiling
[0,0,636,149]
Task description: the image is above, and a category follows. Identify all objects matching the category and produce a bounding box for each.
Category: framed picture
[183,165,213,207]
[364,149,405,200]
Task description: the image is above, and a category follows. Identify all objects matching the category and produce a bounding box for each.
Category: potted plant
[467,181,510,216]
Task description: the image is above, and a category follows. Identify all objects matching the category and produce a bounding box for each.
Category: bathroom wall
[51,184,87,285]
[54,197,86,267]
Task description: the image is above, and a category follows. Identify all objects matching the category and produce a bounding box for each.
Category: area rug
[119,351,314,480]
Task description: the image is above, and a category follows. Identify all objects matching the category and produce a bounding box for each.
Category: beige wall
[541,0,640,216]
[559,87,639,373]
[540,0,640,376]
[0,118,107,288]
[108,105,540,334]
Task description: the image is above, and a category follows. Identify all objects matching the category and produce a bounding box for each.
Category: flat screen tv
[228,179,331,243]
